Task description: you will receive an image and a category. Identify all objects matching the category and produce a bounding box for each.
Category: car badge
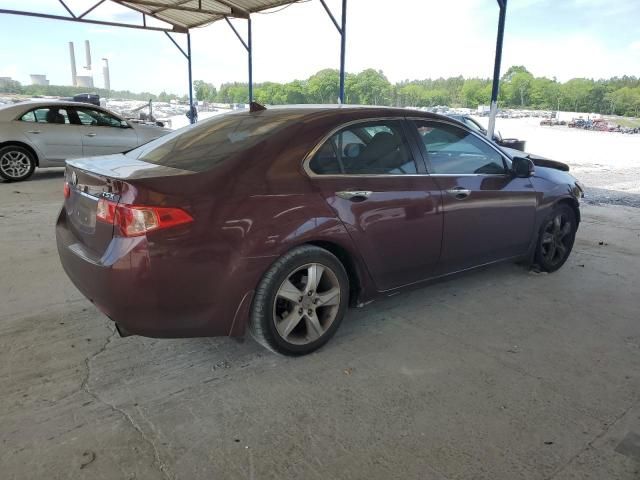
[70,171,78,186]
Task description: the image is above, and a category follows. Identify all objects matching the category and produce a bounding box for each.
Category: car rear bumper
[56,207,257,338]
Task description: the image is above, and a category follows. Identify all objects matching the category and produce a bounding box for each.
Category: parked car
[447,114,526,151]
[57,106,584,356]
[0,100,172,181]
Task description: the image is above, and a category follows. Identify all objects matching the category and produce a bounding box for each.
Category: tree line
[0,81,187,103]
[3,65,639,116]
[197,66,640,117]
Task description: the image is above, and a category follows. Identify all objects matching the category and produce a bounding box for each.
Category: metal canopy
[116,0,299,30]
[1,1,508,132]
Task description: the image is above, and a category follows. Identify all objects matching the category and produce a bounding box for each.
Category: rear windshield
[127,111,300,172]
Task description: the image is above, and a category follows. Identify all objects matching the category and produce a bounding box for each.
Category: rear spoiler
[67,155,192,180]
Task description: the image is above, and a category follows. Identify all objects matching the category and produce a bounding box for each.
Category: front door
[410,119,537,273]
[73,107,138,157]
[306,119,443,291]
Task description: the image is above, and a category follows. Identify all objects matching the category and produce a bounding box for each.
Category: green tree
[307,69,339,103]
[193,80,217,102]
[352,69,391,105]
[461,79,491,108]
[562,78,593,112]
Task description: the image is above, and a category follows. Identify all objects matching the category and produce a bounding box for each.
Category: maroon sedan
[57,106,583,355]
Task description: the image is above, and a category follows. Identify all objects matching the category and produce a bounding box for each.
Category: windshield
[127,111,303,172]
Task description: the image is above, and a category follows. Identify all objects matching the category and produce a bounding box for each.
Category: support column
[187,31,195,124]
[488,0,507,140]
[248,16,253,103]
[338,0,347,104]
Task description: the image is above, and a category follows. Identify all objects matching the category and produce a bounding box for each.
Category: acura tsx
[56,105,583,355]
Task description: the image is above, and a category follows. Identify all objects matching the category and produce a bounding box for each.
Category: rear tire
[0,145,36,182]
[250,245,349,356]
[534,204,577,272]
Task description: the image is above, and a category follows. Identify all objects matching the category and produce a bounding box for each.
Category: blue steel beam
[339,0,347,104]
[224,16,254,104]
[319,0,347,104]
[164,31,189,59]
[187,32,195,124]
[248,17,253,103]
[488,0,507,139]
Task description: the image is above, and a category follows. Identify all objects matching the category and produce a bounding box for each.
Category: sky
[0,0,639,95]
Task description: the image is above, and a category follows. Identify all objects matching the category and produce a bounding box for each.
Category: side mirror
[512,156,534,178]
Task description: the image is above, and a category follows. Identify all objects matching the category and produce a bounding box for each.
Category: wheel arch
[556,197,581,224]
[0,141,39,166]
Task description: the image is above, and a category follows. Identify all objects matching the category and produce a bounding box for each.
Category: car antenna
[249,101,267,113]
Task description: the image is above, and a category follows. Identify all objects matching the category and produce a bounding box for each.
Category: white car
[0,100,172,181]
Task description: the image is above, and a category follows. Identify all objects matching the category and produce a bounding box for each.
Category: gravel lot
[1,123,639,479]
[483,117,640,208]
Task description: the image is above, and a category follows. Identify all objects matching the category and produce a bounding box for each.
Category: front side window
[309,120,417,175]
[414,121,505,175]
[75,107,125,128]
[21,107,71,124]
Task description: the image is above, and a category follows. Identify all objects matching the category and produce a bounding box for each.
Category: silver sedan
[0,100,172,181]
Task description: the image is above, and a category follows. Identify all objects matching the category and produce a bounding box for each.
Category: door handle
[27,130,41,134]
[336,190,372,201]
[446,187,471,200]
[86,133,97,137]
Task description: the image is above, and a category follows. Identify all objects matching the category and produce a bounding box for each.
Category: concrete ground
[1,170,640,480]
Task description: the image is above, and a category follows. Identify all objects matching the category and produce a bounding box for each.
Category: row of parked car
[568,118,639,134]
[540,117,639,133]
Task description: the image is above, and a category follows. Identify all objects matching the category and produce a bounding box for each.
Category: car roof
[225,104,447,122]
[0,99,105,110]
[0,99,117,121]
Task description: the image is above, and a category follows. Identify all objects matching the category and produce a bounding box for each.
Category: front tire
[250,245,349,356]
[0,145,36,182]
[535,204,577,272]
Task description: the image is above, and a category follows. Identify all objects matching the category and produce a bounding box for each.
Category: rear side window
[309,120,417,175]
[20,107,71,124]
[128,112,300,172]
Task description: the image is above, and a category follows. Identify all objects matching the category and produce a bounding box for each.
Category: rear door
[17,106,82,163]
[306,119,443,291]
[73,107,138,156]
[410,118,537,273]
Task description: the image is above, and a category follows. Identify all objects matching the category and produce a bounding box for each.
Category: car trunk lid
[64,154,192,257]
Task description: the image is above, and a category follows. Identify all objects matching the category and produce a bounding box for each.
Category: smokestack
[84,40,92,70]
[69,42,77,86]
[102,58,110,91]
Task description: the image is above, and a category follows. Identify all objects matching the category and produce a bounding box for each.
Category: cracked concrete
[1,171,639,479]
[80,328,174,480]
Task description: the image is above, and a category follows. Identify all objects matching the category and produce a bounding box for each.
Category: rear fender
[223,193,376,336]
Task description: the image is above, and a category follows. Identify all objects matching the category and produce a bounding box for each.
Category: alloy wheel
[541,213,573,266]
[0,150,32,179]
[273,263,341,345]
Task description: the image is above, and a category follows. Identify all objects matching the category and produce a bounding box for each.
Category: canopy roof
[116,0,299,30]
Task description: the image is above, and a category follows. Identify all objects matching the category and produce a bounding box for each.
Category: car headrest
[343,143,363,158]
[360,132,398,161]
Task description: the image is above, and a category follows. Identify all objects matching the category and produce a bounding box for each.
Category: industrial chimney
[69,42,77,86]
[102,58,110,91]
[84,40,92,70]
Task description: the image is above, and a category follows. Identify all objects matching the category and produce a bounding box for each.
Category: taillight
[63,182,70,199]
[96,198,193,237]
